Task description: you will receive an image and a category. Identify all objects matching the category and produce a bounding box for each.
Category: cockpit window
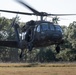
[37,25,40,32]
[55,25,62,32]
[49,24,54,30]
[41,23,49,31]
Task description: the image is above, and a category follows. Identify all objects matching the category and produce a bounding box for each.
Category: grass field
[0,63,76,75]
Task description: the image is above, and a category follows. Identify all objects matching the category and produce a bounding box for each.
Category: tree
[67,21,76,50]
[56,21,76,61]
[0,17,19,62]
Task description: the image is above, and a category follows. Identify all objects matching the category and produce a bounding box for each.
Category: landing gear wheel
[28,43,33,51]
[19,49,24,59]
[56,45,60,53]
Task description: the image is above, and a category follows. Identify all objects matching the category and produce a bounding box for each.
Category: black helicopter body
[0,0,76,58]
[21,20,63,49]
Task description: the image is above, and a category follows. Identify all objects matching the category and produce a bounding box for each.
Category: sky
[0,0,76,26]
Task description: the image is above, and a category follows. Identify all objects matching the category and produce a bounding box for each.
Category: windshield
[36,23,62,32]
[49,24,54,30]
[55,25,62,32]
[41,23,49,31]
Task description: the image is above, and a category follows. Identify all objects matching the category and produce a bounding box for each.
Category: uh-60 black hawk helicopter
[0,0,76,58]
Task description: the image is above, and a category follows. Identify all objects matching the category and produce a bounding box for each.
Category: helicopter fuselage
[21,21,63,49]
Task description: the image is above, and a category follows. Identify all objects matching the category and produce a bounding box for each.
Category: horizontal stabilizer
[0,40,19,48]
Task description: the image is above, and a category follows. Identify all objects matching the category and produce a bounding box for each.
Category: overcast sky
[0,0,76,26]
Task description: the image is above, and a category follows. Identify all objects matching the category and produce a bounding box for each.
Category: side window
[37,25,40,32]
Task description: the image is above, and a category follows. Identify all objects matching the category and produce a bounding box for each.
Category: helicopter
[0,0,76,58]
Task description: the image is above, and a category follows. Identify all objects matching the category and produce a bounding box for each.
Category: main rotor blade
[16,0,40,15]
[0,9,34,15]
[47,14,76,16]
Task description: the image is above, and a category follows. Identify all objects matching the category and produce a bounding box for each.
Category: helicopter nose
[52,33,62,40]
[53,34,59,38]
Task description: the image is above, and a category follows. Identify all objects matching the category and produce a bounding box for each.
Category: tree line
[0,16,76,62]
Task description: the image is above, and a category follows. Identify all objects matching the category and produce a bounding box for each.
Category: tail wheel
[56,45,60,53]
